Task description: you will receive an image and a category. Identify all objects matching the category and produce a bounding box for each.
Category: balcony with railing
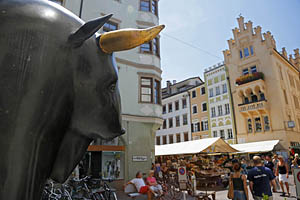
[235,72,264,86]
[238,100,269,115]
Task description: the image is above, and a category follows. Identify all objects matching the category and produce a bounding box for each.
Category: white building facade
[156,78,203,145]
[62,0,163,183]
[205,64,237,144]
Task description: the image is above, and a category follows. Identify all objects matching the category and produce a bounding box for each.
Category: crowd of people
[124,153,300,200]
[228,153,300,200]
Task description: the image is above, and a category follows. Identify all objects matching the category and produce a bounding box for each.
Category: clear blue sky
[158,0,300,87]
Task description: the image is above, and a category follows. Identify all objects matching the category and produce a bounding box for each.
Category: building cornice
[122,114,163,125]
[116,57,162,74]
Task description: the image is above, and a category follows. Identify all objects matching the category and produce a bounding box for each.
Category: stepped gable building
[224,16,300,150]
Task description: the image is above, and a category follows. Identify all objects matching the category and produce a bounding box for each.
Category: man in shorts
[248,156,276,200]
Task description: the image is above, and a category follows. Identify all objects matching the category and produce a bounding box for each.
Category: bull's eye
[110,84,116,93]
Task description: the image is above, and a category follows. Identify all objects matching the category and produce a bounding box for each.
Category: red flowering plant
[236,72,264,85]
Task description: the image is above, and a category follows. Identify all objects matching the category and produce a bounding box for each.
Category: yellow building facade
[189,84,209,139]
[224,16,300,150]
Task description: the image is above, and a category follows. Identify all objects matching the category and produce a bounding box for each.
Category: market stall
[155,138,239,194]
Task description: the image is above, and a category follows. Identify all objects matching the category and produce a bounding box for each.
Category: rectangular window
[225,103,230,115]
[140,42,152,53]
[194,122,200,132]
[202,103,207,112]
[222,83,227,93]
[175,116,180,127]
[243,68,249,75]
[247,118,252,133]
[156,136,160,145]
[283,90,288,104]
[227,129,233,139]
[140,77,152,103]
[203,121,208,131]
[182,98,187,109]
[184,132,189,141]
[201,87,206,95]
[154,80,160,104]
[239,50,243,59]
[151,0,158,15]
[250,46,254,55]
[255,117,262,132]
[209,88,214,97]
[103,21,118,32]
[192,105,197,114]
[153,38,159,56]
[218,105,223,116]
[251,66,257,73]
[162,105,166,114]
[216,86,220,95]
[244,47,249,57]
[140,0,150,11]
[162,135,167,145]
[192,90,196,98]
[163,120,166,129]
[220,130,225,139]
[213,131,218,137]
[176,134,181,143]
[264,116,270,131]
[169,135,173,144]
[183,114,188,125]
[211,107,216,117]
[168,118,173,128]
[175,101,179,111]
[168,103,172,112]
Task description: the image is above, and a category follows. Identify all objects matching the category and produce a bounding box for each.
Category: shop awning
[155,137,238,156]
[231,140,281,153]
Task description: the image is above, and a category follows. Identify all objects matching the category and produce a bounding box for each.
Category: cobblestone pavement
[117,176,298,200]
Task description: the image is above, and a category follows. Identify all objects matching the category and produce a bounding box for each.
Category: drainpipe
[227,76,238,144]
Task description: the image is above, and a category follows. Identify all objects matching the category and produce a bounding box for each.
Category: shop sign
[132,156,147,162]
[293,168,300,199]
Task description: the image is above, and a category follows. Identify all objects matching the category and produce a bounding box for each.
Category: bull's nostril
[120,128,126,135]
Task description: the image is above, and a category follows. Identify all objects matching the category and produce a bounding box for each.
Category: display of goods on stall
[189,156,230,191]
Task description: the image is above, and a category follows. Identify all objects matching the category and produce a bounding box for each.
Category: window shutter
[191,124,194,132]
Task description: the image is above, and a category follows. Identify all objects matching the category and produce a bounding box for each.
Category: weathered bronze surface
[0,0,164,199]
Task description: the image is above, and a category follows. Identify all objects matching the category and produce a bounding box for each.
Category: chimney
[166,80,171,94]
[172,80,177,84]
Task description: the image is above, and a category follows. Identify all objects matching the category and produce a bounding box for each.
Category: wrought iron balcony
[236,72,264,86]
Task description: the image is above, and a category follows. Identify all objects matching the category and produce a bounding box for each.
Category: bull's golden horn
[99,25,165,54]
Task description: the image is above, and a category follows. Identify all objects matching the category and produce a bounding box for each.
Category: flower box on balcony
[236,72,264,85]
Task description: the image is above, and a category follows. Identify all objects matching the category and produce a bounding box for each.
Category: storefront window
[102,151,124,180]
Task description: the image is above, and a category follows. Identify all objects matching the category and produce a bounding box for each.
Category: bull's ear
[68,14,113,48]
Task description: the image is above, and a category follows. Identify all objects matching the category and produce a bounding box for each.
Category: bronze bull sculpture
[0,0,164,199]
